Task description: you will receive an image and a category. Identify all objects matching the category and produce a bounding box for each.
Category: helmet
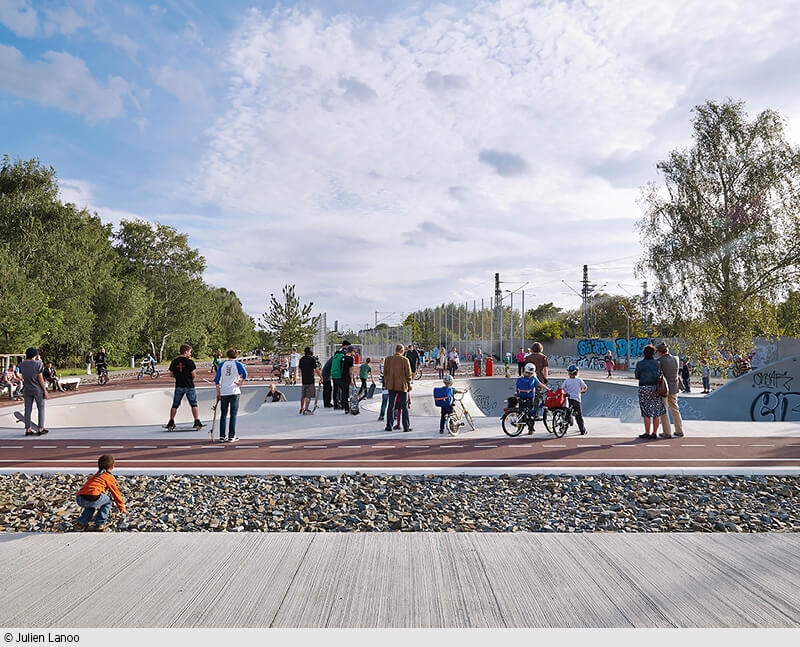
[523,363,535,374]
[443,374,454,385]
[568,364,578,373]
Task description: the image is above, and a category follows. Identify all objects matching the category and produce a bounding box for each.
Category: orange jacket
[77,471,126,513]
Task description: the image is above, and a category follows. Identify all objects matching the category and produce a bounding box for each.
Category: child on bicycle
[561,364,588,435]
[516,363,548,434]
[434,374,464,434]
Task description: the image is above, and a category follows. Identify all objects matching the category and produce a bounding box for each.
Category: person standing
[448,346,459,377]
[635,344,665,439]
[515,347,526,376]
[604,350,614,378]
[339,346,356,413]
[561,365,588,435]
[298,347,320,415]
[405,344,421,377]
[329,341,348,410]
[289,346,301,383]
[656,342,684,438]
[321,355,334,408]
[680,359,691,393]
[166,344,203,431]
[85,352,93,375]
[701,359,711,393]
[214,348,247,442]
[383,344,412,432]
[358,357,375,398]
[19,348,48,436]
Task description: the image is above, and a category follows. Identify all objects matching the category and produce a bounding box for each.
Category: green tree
[778,291,800,336]
[0,156,117,362]
[637,99,800,356]
[114,219,207,361]
[526,318,564,343]
[528,302,563,321]
[260,285,318,354]
[589,294,644,338]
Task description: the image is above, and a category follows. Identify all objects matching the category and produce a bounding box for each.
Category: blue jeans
[379,392,389,417]
[172,386,198,408]
[385,390,410,431]
[702,376,710,391]
[219,394,239,439]
[76,493,112,525]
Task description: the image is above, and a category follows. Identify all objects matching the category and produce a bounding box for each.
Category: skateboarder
[166,344,203,431]
[298,347,321,415]
[19,347,48,436]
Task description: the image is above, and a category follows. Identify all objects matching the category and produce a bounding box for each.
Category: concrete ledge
[1,533,798,627]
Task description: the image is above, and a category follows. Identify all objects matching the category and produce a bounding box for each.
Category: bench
[47,376,81,391]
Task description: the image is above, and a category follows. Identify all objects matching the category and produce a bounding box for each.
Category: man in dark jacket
[321,356,333,408]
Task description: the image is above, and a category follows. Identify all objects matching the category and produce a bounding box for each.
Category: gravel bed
[1,473,798,533]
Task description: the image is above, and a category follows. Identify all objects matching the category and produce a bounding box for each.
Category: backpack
[433,387,454,408]
[544,388,567,409]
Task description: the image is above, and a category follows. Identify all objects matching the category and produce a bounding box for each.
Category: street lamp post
[618,304,630,370]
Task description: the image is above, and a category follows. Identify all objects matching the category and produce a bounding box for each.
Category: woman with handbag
[635,344,666,439]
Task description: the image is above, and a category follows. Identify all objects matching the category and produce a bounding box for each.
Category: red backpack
[544,388,567,409]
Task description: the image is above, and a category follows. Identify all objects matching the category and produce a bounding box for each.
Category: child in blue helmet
[516,363,549,434]
[561,364,588,435]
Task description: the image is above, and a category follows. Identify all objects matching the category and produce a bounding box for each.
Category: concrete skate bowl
[364,354,800,423]
[0,385,304,429]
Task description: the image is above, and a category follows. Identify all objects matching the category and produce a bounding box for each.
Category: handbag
[656,364,669,397]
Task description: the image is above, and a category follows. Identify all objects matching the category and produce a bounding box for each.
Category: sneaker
[377,416,384,421]
[674,432,685,437]
[72,522,87,531]
[37,428,49,435]
[384,427,392,432]
[637,432,651,439]
[193,419,204,429]
[440,429,445,434]
[303,410,314,415]
[658,433,671,439]
[404,427,413,432]
[25,430,36,436]
[228,436,239,443]
[219,437,226,443]
[166,420,175,431]
[93,523,109,532]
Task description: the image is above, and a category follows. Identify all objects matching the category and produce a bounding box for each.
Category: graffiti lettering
[752,371,793,391]
[471,387,498,415]
[750,391,800,422]
[577,338,654,358]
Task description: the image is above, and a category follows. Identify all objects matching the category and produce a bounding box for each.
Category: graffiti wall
[749,364,800,422]
[576,338,655,359]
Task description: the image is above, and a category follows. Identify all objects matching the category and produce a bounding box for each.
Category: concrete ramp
[0,386,272,429]
[379,354,800,423]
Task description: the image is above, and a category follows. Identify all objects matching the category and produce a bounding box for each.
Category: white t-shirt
[561,377,587,402]
[289,352,300,368]
[215,360,247,396]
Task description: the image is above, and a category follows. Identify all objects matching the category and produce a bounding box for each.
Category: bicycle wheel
[447,415,460,436]
[151,370,159,379]
[462,407,475,431]
[541,407,554,433]
[551,409,569,438]
[501,410,525,437]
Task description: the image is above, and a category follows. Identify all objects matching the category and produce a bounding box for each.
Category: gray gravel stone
[0,473,798,533]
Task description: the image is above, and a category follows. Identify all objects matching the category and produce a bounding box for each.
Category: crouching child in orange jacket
[74,454,126,531]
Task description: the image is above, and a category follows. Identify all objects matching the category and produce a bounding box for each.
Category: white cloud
[0,0,38,37]
[58,178,143,227]
[150,65,208,105]
[183,1,800,324]
[42,5,86,36]
[0,45,131,121]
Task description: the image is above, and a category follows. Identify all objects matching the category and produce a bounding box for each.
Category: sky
[3,0,800,332]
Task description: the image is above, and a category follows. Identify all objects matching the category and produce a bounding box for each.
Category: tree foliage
[260,285,318,354]
[0,155,257,364]
[637,99,800,355]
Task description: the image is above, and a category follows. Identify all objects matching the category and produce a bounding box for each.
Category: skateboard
[211,402,218,441]
[311,384,320,413]
[14,411,46,434]
[366,383,376,399]
[348,384,360,415]
[162,423,205,432]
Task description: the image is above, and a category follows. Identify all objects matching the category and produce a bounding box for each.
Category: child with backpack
[74,454,126,531]
[434,374,466,434]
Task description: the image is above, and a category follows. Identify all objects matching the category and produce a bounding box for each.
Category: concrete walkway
[2,533,798,627]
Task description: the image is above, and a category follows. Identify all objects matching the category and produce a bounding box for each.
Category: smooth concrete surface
[1,533,798,628]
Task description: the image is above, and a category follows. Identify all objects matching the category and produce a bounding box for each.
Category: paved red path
[2,437,799,469]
